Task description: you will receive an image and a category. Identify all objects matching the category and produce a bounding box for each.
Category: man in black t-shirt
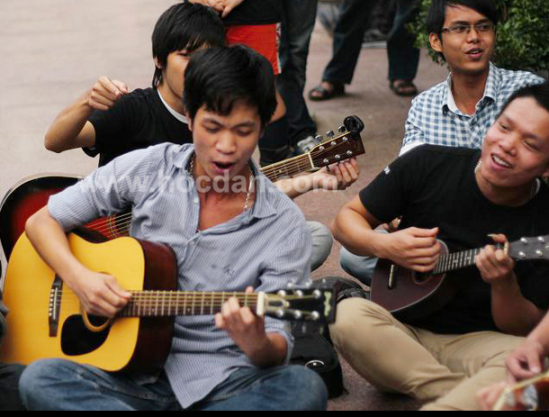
[330,83,549,410]
[44,3,226,167]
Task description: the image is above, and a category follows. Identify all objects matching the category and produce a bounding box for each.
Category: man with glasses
[401,0,545,155]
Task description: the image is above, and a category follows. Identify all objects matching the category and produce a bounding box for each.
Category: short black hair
[427,0,498,35]
[499,82,549,118]
[183,45,277,129]
[152,2,226,88]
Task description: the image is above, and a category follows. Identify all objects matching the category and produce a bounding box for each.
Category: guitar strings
[84,140,357,235]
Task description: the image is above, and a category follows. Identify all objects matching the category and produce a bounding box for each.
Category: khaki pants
[330,298,526,411]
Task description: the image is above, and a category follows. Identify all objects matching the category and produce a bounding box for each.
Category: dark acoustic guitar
[1,230,339,375]
[371,236,549,321]
[0,116,365,260]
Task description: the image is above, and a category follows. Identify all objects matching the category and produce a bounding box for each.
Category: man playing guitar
[330,82,549,410]
[17,45,327,411]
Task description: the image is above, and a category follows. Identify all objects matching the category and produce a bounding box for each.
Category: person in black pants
[279,0,319,155]
[0,261,26,411]
[309,0,421,100]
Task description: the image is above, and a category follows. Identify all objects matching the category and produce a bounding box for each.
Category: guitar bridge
[49,276,63,337]
[388,264,397,290]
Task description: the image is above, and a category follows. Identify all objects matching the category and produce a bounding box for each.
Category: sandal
[308,82,345,101]
[390,80,419,97]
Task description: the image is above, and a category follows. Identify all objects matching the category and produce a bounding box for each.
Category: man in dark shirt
[330,83,549,410]
[44,2,226,167]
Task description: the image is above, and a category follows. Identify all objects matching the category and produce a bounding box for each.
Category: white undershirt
[157,89,189,125]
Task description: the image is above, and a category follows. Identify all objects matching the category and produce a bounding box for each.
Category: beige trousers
[330,298,526,411]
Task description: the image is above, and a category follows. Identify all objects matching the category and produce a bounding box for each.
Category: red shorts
[226,23,281,75]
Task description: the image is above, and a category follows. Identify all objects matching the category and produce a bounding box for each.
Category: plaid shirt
[401,63,545,155]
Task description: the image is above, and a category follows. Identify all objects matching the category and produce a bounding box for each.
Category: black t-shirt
[85,88,193,167]
[360,145,549,335]
[223,0,282,26]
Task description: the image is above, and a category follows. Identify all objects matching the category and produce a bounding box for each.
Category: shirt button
[194,198,199,204]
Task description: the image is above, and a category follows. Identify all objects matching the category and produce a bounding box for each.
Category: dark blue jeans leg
[387,0,421,82]
[0,363,26,411]
[323,0,380,85]
[197,366,328,411]
[279,0,318,145]
[19,359,180,411]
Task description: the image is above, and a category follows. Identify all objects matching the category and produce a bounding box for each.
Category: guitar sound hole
[412,272,434,285]
[61,315,110,356]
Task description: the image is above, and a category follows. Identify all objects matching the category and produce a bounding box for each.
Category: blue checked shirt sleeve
[48,147,162,231]
[401,102,426,156]
[257,210,313,364]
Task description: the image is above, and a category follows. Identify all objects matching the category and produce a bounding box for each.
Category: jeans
[19,359,327,411]
[323,0,420,85]
[279,0,318,145]
[0,363,26,411]
[308,221,333,272]
[340,247,378,287]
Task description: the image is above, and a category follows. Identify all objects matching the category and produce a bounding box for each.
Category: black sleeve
[359,147,429,224]
[87,95,134,156]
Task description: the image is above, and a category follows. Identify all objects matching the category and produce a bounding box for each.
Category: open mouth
[213,161,236,172]
[491,154,513,169]
[466,48,484,58]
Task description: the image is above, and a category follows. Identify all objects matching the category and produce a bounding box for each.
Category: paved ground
[0,0,449,410]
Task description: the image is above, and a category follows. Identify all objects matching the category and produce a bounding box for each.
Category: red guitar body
[0,174,126,260]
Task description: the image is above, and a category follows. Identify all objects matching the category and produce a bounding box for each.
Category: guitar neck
[118,291,263,318]
[433,248,483,275]
[433,237,548,275]
[261,154,314,182]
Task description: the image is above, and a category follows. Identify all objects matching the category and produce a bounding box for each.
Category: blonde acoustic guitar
[0,231,337,375]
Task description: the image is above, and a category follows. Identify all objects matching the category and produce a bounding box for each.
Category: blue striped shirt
[48,143,312,408]
[401,63,545,155]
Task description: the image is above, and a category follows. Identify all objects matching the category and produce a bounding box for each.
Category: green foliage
[411,0,549,72]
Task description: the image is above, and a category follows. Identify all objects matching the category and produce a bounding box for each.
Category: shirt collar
[172,145,277,220]
[443,63,498,115]
[157,89,189,125]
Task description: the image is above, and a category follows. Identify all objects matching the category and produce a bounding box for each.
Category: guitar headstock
[509,235,549,262]
[264,281,338,324]
[309,115,366,169]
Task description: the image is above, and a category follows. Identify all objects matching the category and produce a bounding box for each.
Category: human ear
[429,33,443,53]
[153,57,163,70]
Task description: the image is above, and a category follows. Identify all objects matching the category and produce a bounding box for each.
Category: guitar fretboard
[261,154,313,182]
[433,249,483,275]
[118,291,261,318]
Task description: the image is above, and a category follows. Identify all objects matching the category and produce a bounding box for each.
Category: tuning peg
[338,125,347,133]
[310,312,321,322]
[326,131,335,138]
[304,280,313,288]
[315,135,323,142]
[277,290,287,297]
[287,282,295,290]
[276,310,285,319]
[293,311,303,320]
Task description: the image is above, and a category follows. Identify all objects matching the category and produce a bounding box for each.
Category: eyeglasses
[441,23,495,36]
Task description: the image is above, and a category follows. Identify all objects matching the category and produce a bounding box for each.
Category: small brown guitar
[493,372,549,411]
[0,231,338,374]
[371,236,549,321]
[0,116,365,260]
